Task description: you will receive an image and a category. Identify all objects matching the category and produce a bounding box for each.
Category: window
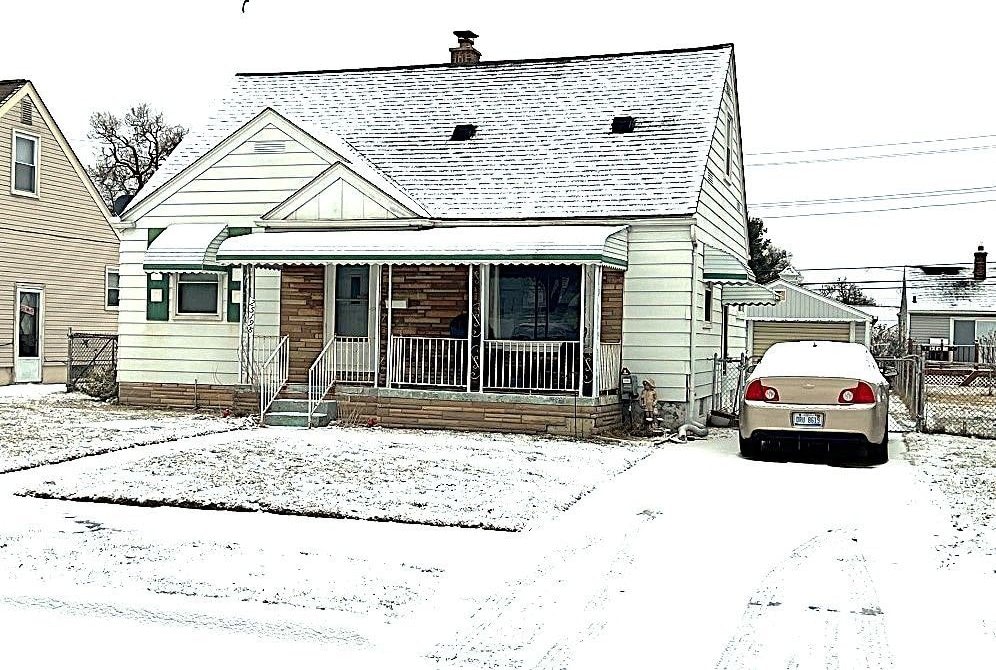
[12,131,39,195]
[176,273,221,316]
[724,112,734,176]
[105,267,120,309]
[490,266,581,340]
[704,286,714,323]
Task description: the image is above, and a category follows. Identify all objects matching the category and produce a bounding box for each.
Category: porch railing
[390,336,468,388]
[599,342,622,394]
[308,337,336,428]
[259,335,289,420]
[920,343,996,365]
[333,336,375,384]
[483,340,580,393]
[241,334,284,384]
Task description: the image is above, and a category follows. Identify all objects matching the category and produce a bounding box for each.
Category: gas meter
[619,368,639,401]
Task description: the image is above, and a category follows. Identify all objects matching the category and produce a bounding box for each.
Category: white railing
[390,336,468,388]
[483,340,581,393]
[599,342,622,393]
[258,335,289,420]
[333,336,375,384]
[308,338,336,428]
[240,334,284,384]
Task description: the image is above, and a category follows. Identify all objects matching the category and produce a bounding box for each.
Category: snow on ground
[888,391,916,432]
[0,384,250,473]
[20,427,651,531]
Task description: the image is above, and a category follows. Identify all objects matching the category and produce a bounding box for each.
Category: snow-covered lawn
[21,427,651,531]
[0,384,249,473]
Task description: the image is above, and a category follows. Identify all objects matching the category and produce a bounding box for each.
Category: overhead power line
[750,183,996,209]
[752,196,996,219]
[748,132,996,157]
[745,142,996,167]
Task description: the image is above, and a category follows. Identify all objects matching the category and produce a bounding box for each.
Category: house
[743,267,874,358]
[900,245,996,363]
[0,80,118,385]
[115,34,775,434]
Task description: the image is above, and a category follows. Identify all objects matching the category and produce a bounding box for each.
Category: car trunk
[758,376,860,405]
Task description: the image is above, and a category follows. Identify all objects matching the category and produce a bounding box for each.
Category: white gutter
[688,226,699,423]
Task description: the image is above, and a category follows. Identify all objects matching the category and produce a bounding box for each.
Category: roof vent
[19,98,32,125]
[450,124,477,141]
[611,116,636,134]
[254,140,286,154]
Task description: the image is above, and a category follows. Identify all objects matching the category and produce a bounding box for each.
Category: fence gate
[67,332,118,396]
[875,356,925,432]
[711,353,749,421]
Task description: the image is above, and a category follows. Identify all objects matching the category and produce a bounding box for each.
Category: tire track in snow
[715,529,894,669]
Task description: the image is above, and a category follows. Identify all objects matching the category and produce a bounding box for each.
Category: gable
[287,178,396,220]
[743,280,873,321]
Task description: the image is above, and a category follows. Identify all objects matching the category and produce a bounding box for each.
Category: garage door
[752,322,852,357]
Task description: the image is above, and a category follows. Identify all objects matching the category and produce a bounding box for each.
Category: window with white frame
[12,131,39,195]
[175,272,222,316]
[724,112,734,177]
[105,267,120,309]
[704,286,714,323]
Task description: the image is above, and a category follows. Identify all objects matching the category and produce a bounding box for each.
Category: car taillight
[745,379,779,402]
[838,382,876,404]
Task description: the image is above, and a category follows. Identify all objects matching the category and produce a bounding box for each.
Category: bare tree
[87,104,187,210]
[747,217,791,284]
[818,277,876,306]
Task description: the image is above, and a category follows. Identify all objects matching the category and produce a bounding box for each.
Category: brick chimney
[975,244,988,280]
[450,30,481,65]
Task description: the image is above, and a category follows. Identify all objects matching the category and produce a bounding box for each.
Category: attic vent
[611,116,636,134]
[705,170,715,185]
[450,124,477,141]
[254,141,286,154]
[19,98,32,125]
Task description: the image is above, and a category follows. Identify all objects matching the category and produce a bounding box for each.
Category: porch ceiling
[215,225,628,268]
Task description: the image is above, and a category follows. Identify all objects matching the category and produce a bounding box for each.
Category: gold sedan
[739,341,890,464]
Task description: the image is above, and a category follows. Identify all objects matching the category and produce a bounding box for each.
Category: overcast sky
[3,0,994,314]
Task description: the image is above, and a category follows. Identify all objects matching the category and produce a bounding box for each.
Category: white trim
[170,272,226,321]
[104,265,120,311]
[10,128,40,197]
[760,279,876,321]
[744,317,866,323]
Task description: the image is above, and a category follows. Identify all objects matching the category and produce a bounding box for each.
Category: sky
[3,0,995,317]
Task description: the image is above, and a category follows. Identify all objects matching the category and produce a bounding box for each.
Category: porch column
[373,264,381,388]
[578,265,586,396]
[466,264,473,392]
[591,265,603,398]
[240,264,256,384]
[386,264,393,389]
[478,263,486,394]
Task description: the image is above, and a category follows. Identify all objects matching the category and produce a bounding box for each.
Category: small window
[450,124,477,141]
[725,112,734,176]
[12,131,39,195]
[612,116,636,134]
[775,289,787,303]
[704,286,714,323]
[176,272,221,315]
[106,267,120,309]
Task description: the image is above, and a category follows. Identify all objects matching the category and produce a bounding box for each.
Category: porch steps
[263,398,337,428]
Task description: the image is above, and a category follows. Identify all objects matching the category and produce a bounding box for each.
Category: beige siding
[752,322,852,357]
[0,92,117,382]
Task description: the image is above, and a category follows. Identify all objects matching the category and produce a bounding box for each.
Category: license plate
[792,412,824,428]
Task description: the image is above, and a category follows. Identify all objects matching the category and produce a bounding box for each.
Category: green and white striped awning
[703,246,755,283]
[215,225,628,268]
[143,223,229,272]
[721,283,779,306]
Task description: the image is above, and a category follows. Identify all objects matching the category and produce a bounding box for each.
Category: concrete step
[269,398,335,415]
[277,383,311,400]
[262,410,333,428]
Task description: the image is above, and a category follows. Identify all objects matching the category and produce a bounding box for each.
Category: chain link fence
[922,362,996,438]
[710,354,749,421]
[67,332,118,398]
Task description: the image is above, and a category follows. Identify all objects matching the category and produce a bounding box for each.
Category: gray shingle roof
[907,266,996,312]
[0,79,27,108]
[130,44,733,219]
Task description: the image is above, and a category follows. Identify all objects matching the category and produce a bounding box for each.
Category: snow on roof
[907,265,996,313]
[752,341,884,384]
[0,79,26,107]
[129,44,733,219]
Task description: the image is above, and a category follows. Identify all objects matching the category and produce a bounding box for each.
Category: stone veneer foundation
[119,382,259,416]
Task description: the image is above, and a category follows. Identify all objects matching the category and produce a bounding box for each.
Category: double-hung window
[175,273,222,316]
[12,130,39,196]
[105,267,120,309]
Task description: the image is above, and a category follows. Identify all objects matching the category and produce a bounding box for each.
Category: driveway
[0,428,993,669]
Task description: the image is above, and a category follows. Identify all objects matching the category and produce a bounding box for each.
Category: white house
[115,34,774,434]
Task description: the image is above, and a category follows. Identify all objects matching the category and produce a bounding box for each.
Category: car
[739,341,890,464]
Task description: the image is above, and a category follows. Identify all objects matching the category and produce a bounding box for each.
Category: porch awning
[143,223,229,272]
[721,283,779,306]
[215,225,628,268]
[703,246,755,283]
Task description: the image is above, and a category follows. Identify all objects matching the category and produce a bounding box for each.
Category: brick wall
[119,382,258,416]
[280,266,325,383]
[389,264,470,337]
[601,270,624,343]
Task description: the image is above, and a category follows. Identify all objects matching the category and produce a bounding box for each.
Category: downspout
[688,227,699,423]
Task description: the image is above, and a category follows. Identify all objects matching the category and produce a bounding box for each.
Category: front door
[326,265,375,380]
[14,287,42,383]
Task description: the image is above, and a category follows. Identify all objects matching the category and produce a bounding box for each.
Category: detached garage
[744,268,874,358]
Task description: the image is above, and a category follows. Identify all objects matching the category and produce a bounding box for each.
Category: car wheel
[739,435,761,460]
[866,434,889,465]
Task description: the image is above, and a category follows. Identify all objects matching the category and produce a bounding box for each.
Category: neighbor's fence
[711,353,749,419]
[921,361,996,438]
[876,356,925,432]
[66,331,118,396]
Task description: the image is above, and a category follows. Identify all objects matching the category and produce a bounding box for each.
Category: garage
[751,321,852,357]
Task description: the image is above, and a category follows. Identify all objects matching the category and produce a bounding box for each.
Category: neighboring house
[116,35,775,434]
[900,245,996,363]
[0,80,117,385]
[743,267,874,358]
